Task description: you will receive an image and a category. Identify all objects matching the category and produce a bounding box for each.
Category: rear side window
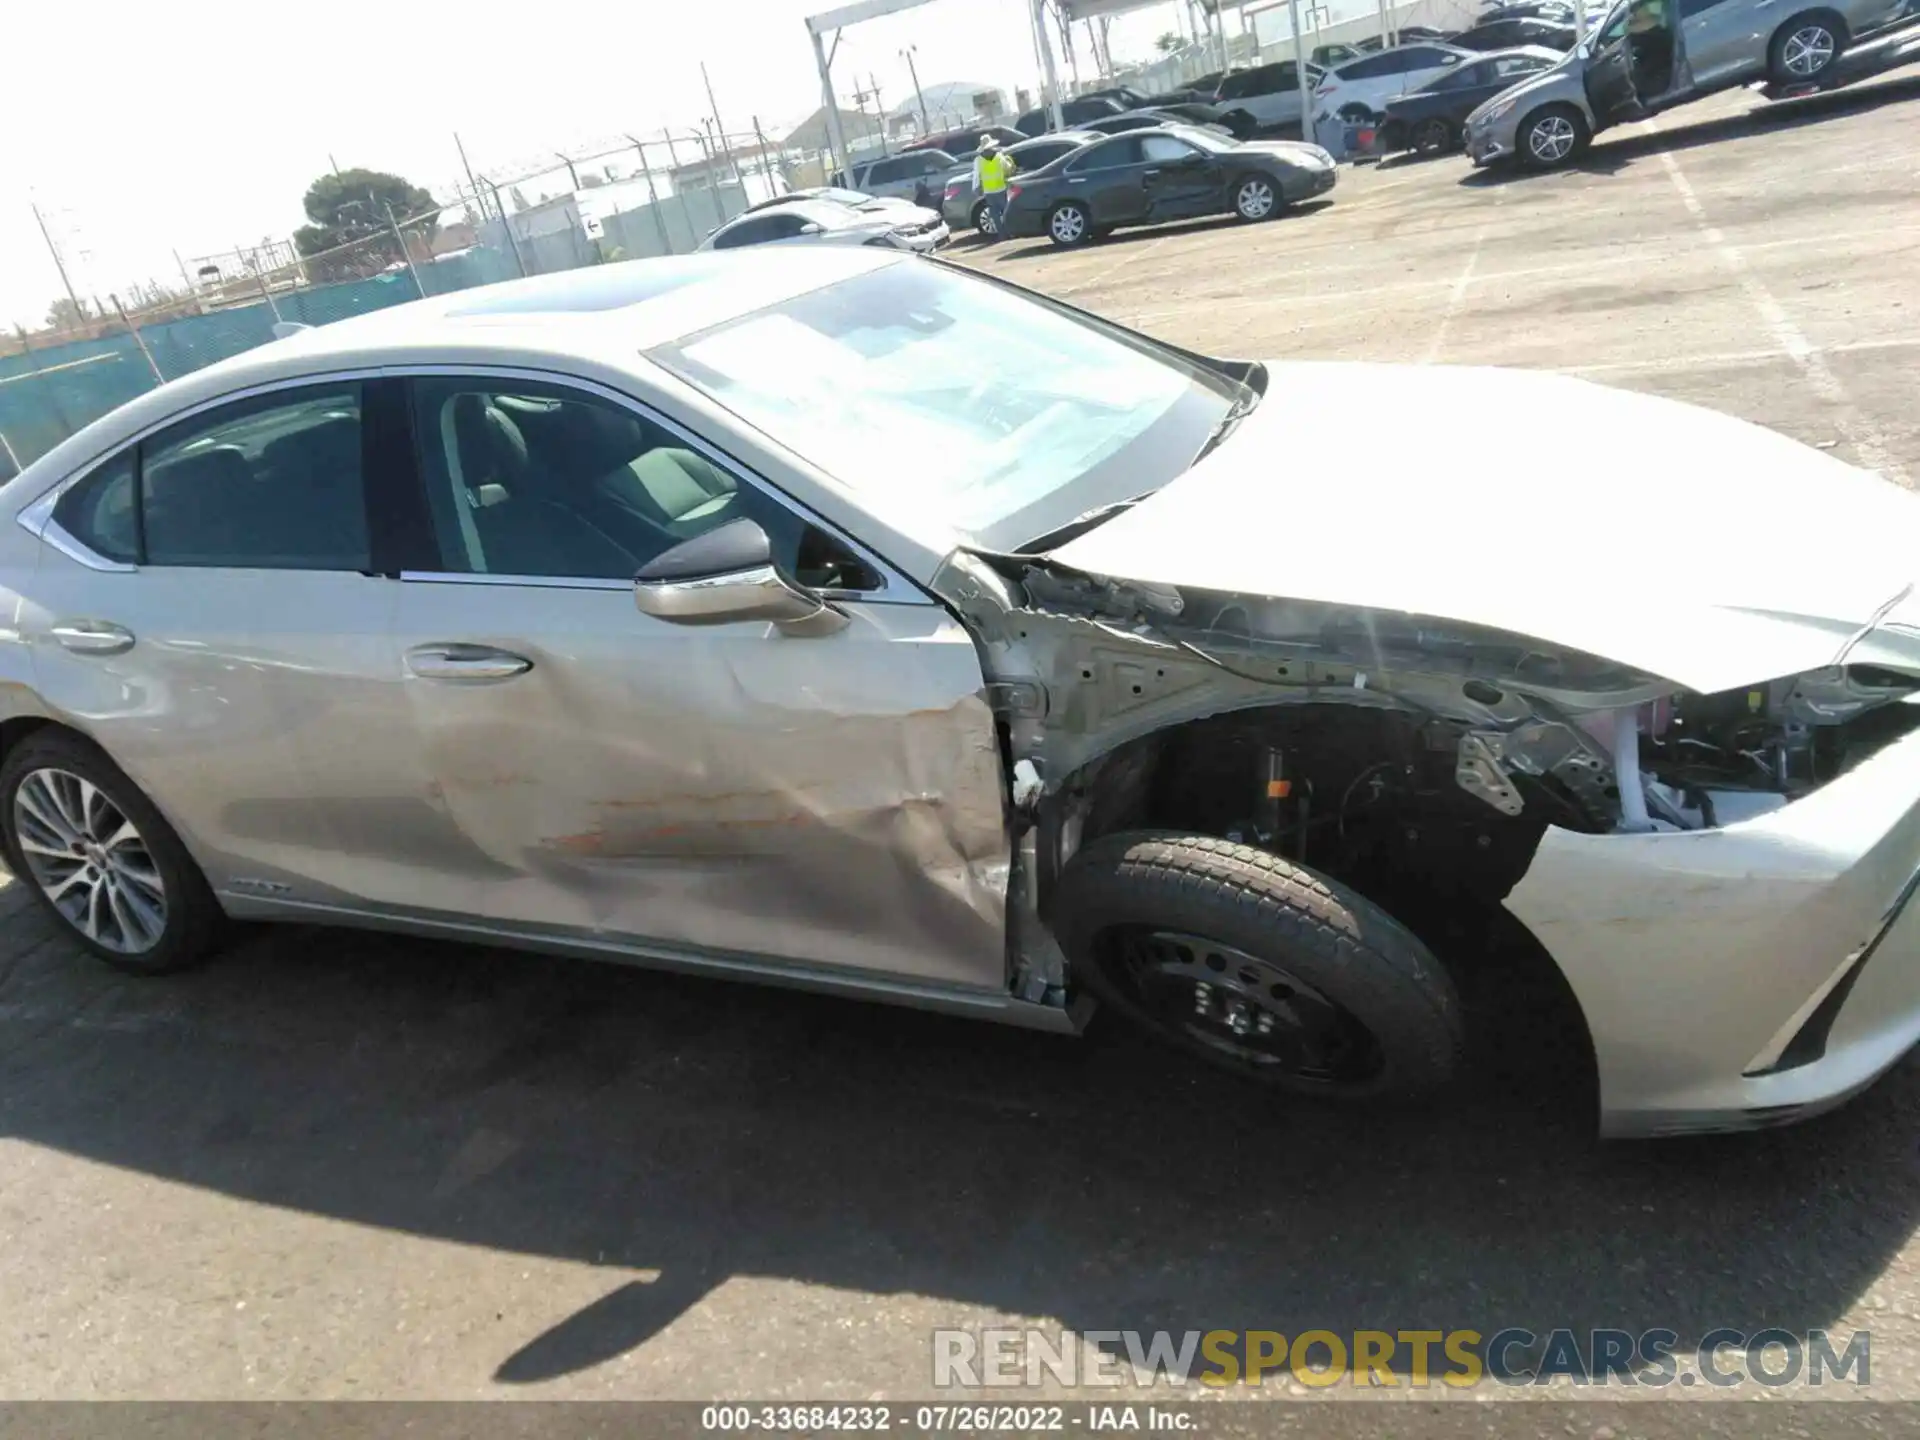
[52,388,368,570]
[140,389,368,569]
[1339,52,1397,78]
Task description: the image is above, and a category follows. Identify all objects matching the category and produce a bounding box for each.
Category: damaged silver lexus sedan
[5,250,1920,1138]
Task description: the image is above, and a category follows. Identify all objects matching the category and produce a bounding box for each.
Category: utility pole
[901,45,930,132]
[1029,0,1066,131]
[384,203,425,297]
[1289,0,1315,146]
[454,132,491,221]
[626,135,677,256]
[852,75,890,155]
[32,203,84,330]
[701,62,748,187]
[485,181,528,275]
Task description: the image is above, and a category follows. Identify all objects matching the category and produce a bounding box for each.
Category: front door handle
[50,620,135,656]
[407,644,533,682]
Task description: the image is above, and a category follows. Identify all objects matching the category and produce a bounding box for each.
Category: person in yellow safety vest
[973,136,1017,241]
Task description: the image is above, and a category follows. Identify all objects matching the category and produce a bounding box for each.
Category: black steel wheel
[1052,832,1462,1098]
[1412,117,1454,156]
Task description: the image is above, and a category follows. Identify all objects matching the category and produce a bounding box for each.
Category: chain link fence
[0,126,850,479]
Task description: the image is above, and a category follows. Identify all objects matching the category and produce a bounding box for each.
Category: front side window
[648,259,1242,553]
[403,376,878,597]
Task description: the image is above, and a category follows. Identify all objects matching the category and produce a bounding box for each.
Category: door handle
[50,621,135,656]
[406,644,533,682]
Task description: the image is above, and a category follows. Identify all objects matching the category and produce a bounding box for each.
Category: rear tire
[0,731,225,975]
[1518,103,1589,169]
[1412,117,1454,156]
[1768,10,1845,82]
[1052,832,1464,1099]
[1047,201,1092,247]
[970,199,999,237]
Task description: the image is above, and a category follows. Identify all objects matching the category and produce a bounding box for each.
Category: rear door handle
[407,644,533,682]
[50,621,135,656]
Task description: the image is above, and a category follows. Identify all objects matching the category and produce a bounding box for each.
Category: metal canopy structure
[804,0,1066,179]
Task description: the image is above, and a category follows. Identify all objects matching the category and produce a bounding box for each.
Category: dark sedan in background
[1001,123,1335,247]
[1378,46,1562,155]
[1448,14,1578,48]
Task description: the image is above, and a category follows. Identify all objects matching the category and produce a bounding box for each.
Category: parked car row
[1465,0,1915,167]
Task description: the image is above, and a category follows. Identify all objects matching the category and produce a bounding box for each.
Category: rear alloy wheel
[1052,832,1463,1098]
[1770,13,1843,80]
[0,732,225,974]
[971,199,999,237]
[1234,174,1280,221]
[1412,117,1454,156]
[1519,105,1588,169]
[1047,201,1092,247]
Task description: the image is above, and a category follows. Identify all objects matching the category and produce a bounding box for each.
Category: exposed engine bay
[932,549,1920,915]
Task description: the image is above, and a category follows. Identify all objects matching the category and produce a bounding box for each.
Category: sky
[1,0,1198,329]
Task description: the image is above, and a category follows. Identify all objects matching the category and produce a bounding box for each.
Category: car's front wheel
[1518,104,1589,169]
[0,731,225,974]
[1051,832,1463,1098]
[1233,173,1281,221]
[1047,201,1093,247]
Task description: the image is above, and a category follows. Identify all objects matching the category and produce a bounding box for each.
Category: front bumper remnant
[1507,724,1920,1137]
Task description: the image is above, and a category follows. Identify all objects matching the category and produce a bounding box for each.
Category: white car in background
[1313,42,1477,122]
[699,198,948,254]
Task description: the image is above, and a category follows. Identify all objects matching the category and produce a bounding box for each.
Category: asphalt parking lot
[4,73,1920,1404]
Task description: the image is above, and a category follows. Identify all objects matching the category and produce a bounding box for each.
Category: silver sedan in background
[6,250,1920,1139]
[700,197,948,252]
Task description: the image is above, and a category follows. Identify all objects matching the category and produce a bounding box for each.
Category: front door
[375,373,1011,992]
[1584,1,1645,121]
[23,379,407,905]
[1139,134,1225,219]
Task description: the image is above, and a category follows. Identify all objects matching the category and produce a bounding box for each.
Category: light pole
[901,44,930,132]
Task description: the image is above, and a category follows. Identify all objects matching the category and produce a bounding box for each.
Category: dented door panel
[379,578,1011,990]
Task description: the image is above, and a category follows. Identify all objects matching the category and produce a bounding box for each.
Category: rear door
[1058,136,1150,225]
[25,378,409,907]
[377,370,1010,990]
[1584,1,1643,119]
[1679,0,1748,86]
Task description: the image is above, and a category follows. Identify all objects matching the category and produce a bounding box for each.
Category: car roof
[1,249,910,504]
[1334,40,1472,70]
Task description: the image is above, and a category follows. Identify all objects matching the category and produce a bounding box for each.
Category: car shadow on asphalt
[1459,71,1920,184]
[993,203,1338,264]
[3,890,1917,1390]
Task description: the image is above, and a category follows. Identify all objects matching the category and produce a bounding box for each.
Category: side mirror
[799,221,825,235]
[634,518,844,633]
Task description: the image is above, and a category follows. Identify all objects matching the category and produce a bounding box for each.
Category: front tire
[1518,104,1589,169]
[1233,173,1281,221]
[1052,832,1463,1098]
[1769,11,1845,81]
[1046,201,1092,247]
[0,731,224,974]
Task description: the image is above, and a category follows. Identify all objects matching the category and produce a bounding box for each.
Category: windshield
[648,260,1242,551]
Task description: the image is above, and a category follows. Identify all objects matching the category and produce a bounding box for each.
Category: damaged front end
[935,548,1920,1052]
